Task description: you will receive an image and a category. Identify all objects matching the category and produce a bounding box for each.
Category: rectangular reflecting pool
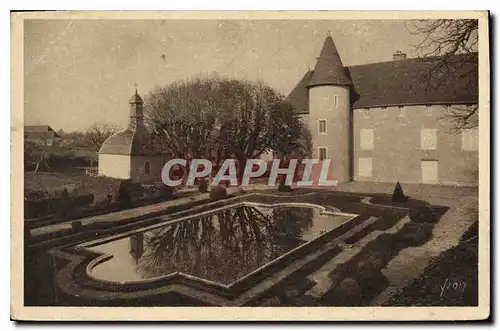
[85,203,354,285]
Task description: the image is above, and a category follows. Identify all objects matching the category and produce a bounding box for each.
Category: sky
[24,19,425,132]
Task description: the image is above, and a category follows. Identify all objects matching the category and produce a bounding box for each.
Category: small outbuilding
[98,90,163,181]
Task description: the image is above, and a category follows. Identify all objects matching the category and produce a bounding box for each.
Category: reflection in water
[129,233,144,263]
[89,206,350,285]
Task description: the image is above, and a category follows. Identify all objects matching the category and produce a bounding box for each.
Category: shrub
[323,278,362,306]
[278,177,292,192]
[410,204,438,223]
[94,194,114,209]
[336,278,362,297]
[24,196,61,219]
[356,255,387,273]
[392,182,408,203]
[210,185,228,201]
[72,193,94,208]
[198,179,209,193]
[159,184,174,200]
[278,183,292,192]
[127,182,144,200]
[71,220,82,232]
[397,222,434,246]
[116,180,133,209]
[24,190,49,201]
[56,188,72,219]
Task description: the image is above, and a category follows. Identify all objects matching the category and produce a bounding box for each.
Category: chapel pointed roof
[129,89,144,104]
[307,35,352,87]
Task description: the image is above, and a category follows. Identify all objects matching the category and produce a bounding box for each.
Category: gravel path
[335,181,478,306]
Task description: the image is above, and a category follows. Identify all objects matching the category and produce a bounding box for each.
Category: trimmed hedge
[409,204,438,223]
[209,185,228,201]
[198,179,209,193]
[25,193,94,219]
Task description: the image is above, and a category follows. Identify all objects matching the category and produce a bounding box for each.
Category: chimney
[393,50,407,61]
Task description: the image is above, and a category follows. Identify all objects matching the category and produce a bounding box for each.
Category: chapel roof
[99,91,157,156]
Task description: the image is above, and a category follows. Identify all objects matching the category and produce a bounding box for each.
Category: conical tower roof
[307,35,351,87]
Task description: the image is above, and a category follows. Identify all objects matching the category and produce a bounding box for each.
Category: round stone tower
[306,35,352,183]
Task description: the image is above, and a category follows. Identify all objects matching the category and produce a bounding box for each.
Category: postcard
[11,10,490,321]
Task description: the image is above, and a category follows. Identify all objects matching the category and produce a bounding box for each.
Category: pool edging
[48,193,368,305]
[82,200,357,288]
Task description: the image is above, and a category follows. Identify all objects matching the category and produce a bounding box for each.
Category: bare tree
[215,79,304,181]
[407,19,479,131]
[84,123,120,152]
[145,77,221,161]
[409,19,478,58]
[24,139,51,175]
[145,76,305,184]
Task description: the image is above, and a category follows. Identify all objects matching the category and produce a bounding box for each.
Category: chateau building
[286,35,478,186]
[99,36,478,186]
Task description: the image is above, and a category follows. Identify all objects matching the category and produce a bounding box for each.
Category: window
[334,95,339,108]
[318,119,327,134]
[398,106,405,117]
[319,147,327,161]
[382,107,388,117]
[462,128,478,151]
[144,161,151,176]
[426,105,432,116]
[360,129,374,150]
[364,108,370,118]
[358,158,373,177]
[421,129,437,150]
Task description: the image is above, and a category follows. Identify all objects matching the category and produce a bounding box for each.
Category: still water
[87,205,352,285]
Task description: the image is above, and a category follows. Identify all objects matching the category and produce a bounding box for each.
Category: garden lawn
[24,171,122,202]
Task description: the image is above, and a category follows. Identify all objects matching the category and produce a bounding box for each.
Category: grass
[24,171,123,202]
[25,171,85,193]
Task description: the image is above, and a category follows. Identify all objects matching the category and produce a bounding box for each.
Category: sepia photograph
[11,11,490,321]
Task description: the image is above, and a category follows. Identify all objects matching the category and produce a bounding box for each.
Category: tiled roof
[24,131,57,140]
[307,36,352,87]
[285,70,313,115]
[98,125,156,156]
[287,53,478,113]
[24,125,60,137]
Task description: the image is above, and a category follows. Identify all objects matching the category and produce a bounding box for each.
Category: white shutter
[360,129,374,150]
[462,128,478,151]
[421,129,437,150]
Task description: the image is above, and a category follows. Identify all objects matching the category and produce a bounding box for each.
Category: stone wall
[352,104,478,186]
